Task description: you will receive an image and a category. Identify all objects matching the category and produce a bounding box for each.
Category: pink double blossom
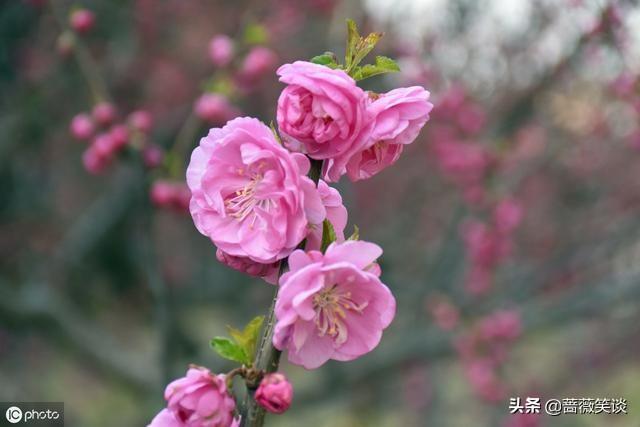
[273,240,396,369]
[187,117,325,264]
[276,61,370,180]
[345,87,432,181]
[148,367,239,427]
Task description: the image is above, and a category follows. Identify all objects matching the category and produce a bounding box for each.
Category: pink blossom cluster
[427,85,493,205]
[70,104,162,175]
[185,59,431,372]
[461,198,524,295]
[455,309,523,402]
[194,34,279,124]
[276,61,432,182]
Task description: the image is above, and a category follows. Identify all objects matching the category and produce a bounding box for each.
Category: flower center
[313,284,367,345]
[225,171,275,227]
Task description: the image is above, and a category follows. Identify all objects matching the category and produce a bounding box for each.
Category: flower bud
[238,47,277,82]
[194,93,240,124]
[70,113,95,141]
[128,110,154,133]
[209,35,234,67]
[69,8,95,34]
[255,373,293,414]
[108,125,129,150]
[92,102,117,127]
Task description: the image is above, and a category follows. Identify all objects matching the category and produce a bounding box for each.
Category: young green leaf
[210,337,250,365]
[345,19,360,69]
[311,52,340,69]
[320,219,337,252]
[352,56,400,81]
[228,315,265,362]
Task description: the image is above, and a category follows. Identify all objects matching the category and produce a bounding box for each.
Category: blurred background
[2,0,640,426]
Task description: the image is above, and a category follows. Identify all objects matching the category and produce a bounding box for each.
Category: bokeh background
[2,0,640,426]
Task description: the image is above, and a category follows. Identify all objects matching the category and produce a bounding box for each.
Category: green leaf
[210,337,249,365]
[347,224,360,241]
[345,19,360,69]
[244,23,268,45]
[320,219,337,252]
[344,19,384,75]
[228,315,265,362]
[351,33,383,71]
[310,52,339,69]
[352,56,400,81]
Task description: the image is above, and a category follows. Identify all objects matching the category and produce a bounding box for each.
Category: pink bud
[92,133,118,157]
[150,181,174,207]
[82,146,108,175]
[493,198,524,234]
[142,144,164,169]
[255,373,293,414]
[208,35,234,67]
[69,9,95,34]
[70,113,95,141]
[238,47,277,81]
[92,102,117,127]
[150,180,191,213]
[194,93,240,124]
[128,110,154,133]
[108,125,129,150]
[479,310,522,341]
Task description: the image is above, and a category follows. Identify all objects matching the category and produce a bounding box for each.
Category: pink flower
[273,240,396,369]
[461,221,510,268]
[194,94,240,125]
[238,47,277,82]
[345,87,432,181]
[479,310,522,341]
[108,125,129,150]
[70,113,95,141]
[129,110,154,133]
[433,140,493,186]
[305,180,348,251]
[254,372,293,414]
[209,35,234,68]
[148,367,236,427]
[216,249,279,284]
[276,61,370,180]
[82,146,109,175]
[493,198,524,234]
[187,117,325,264]
[69,8,95,34]
[92,102,117,127]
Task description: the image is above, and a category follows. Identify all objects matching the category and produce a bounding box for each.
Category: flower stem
[241,159,323,427]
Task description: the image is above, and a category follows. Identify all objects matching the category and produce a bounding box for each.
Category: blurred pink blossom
[70,113,95,141]
[208,35,234,67]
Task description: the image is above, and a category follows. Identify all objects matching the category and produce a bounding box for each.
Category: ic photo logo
[2,403,63,425]
[5,406,22,424]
